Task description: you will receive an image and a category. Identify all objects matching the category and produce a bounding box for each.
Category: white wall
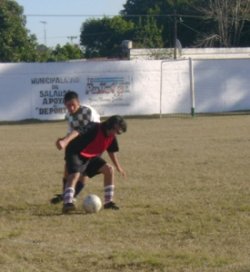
[161,60,191,114]
[194,59,250,113]
[0,58,249,121]
[130,48,250,60]
[0,61,162,121]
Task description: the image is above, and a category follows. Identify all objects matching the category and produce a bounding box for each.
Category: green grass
[0,116,250,271]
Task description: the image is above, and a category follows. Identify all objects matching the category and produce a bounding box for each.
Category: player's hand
[55,138,65,150]
[117,166,126,178]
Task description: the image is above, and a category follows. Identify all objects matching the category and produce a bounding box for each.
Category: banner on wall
[30,74,133,119]
[84,75,133,116]
[30,75,81,120]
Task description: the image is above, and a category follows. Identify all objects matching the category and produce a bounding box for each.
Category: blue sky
[16,0,127,47]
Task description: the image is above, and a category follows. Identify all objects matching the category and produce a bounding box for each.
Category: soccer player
[63,115,127,213]
[50,91,100,204]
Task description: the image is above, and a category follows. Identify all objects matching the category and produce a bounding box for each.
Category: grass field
[0,116,250,272]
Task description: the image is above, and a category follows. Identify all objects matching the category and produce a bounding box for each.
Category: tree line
[0,0,249,62]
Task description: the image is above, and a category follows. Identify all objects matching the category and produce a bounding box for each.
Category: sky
[16,0,127,47]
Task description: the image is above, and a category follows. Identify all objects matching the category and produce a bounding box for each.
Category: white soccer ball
[83,194,102,213]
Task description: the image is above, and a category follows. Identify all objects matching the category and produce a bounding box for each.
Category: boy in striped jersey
[50,91,100,204]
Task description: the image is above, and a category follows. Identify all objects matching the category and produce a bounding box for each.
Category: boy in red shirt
[63,115,127,213]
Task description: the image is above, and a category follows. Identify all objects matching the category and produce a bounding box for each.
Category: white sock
[63,187,75,204]
[104,185,115,204]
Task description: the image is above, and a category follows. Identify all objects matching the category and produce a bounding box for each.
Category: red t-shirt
[80,125,115,158]
[65,123,119,160]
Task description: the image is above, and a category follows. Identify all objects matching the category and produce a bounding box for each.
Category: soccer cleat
[62,203,76,214]
[51,194,77,205]
[50,194,63,204]
[104,201,119,210]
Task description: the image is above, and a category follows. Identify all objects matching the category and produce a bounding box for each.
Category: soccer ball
[83,194,102,213]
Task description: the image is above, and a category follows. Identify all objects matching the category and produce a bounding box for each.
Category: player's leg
[51,164,85,205]
[62,154,87,213]
[62,172,81,213]
[85,157,119,210]
[50,164,68,204]
[99,164,119,210]
[74,175,87,198]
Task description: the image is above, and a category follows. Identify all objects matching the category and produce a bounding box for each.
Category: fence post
[160,61,163,118]
[189,58,195,116]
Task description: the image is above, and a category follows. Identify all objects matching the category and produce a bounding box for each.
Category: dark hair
[64,91,79,104]
[105,115,127,134]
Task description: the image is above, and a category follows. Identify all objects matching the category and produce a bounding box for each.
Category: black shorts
[66,154,106,178]
[85,157,106,178]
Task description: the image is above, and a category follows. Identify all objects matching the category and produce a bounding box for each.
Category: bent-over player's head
[105,115,127,135]
[64,91,80,114]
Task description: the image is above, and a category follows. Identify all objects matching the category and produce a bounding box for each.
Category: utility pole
[40,21,47,46]
[173,9,177,60]
[67,36,77,44]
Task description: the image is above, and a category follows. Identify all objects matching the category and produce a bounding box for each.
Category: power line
[25,13,202,19]
[25,13,250,20]
[26,14,119,17]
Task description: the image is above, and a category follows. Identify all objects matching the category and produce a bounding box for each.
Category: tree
[121,0,250,48]
[195,0,250,47]
[48,43,84,62]
[122,0,202,47]
[133,16,164,48]
[0,0,38,62]
[80,16,134,58]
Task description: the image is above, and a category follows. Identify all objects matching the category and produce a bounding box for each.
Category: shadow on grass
[0,119,65,126]
[0,203,85,217]
[1,111,250,126]
[0,203,111,218]
[33,208,89,217]
[34,203,91,217]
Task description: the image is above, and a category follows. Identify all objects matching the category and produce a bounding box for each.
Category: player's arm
[106,137,126,176]
[108,152,126,177]
[107,137,126,178]
[56,130,79,150]
[56,107,94,150]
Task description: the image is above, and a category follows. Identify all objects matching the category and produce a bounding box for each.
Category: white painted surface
[0,58,249,121]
